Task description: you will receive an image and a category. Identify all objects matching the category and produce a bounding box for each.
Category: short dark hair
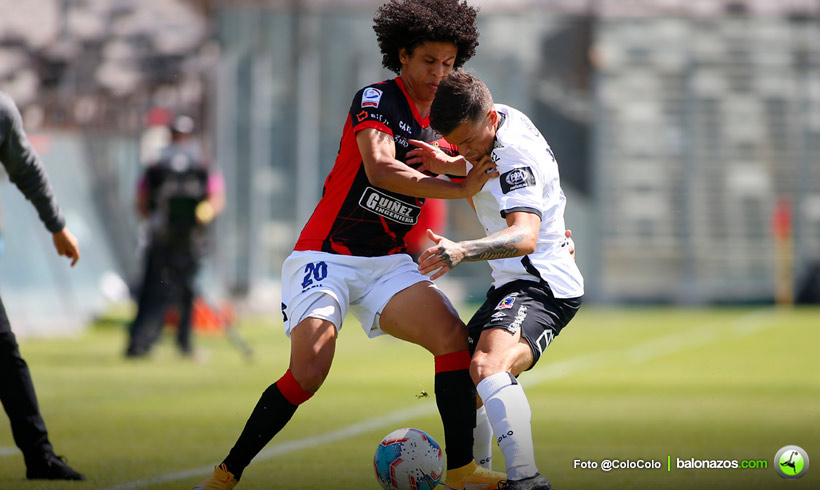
[430,71,493,136]
[373,0,479,74]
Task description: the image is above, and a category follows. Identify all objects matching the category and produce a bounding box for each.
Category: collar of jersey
[394,77,429,128]
[493,107,507,149]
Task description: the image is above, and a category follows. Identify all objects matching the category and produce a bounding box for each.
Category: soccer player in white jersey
[407,71,584,490]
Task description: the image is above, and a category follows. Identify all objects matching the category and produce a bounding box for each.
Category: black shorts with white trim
[465,279,582,369]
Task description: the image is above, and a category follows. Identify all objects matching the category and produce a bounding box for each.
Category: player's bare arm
[418,211,540,280]
[406,139,468,175]
[357,128,497,199]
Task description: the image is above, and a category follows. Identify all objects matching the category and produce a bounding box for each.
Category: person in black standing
[0,90,85,480]
[126,115,225,358]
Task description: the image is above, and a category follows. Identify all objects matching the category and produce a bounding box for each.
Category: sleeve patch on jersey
[500,167,536,194]
[362,87,384,108]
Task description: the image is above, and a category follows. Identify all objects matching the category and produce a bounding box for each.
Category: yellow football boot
[193,464,237,490]
[442,460,506,490]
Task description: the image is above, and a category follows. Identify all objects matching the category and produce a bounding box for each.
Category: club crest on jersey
[495,295,516,310]
[500,167,536,194]
[362,87,383,108]
[359,187,421,224]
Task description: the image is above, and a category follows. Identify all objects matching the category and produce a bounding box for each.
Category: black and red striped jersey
[294,77,456,257]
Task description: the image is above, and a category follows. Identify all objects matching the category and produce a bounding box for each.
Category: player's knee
[469,352,503,385]
[290,362,330,394]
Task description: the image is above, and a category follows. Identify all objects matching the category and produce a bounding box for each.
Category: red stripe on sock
[434,350,471,373]
[276,370,314,406]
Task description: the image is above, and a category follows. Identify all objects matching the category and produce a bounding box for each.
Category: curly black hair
[373,0,479,74]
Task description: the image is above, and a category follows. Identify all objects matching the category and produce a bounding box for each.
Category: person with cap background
[125,114,225,359]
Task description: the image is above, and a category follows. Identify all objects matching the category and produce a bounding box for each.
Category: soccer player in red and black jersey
[295,75,466,257]
[194,1,505,489]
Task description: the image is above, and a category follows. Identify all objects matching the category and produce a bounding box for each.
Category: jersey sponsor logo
[495,294,517,310]
[394,134,409,148]
[398,120,411,133]
[359,187,421,224]
[356,111,387,125]
[500,167,536,194]
[362,87,383,108]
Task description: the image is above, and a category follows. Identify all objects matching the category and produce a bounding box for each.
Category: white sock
[473,404,493,469]
[476,372,538,481]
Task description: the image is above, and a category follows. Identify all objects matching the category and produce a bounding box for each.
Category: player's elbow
[365,169,389,187]
[362,159,383,185]
[520,241,537,255]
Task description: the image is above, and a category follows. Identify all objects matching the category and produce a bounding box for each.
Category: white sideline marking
[97,403,438,490]
[527,309,778,387]
[99,309,777,489]
[0,447,18,456]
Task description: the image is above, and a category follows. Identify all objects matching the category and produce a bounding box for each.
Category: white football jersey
[467,104,584,298]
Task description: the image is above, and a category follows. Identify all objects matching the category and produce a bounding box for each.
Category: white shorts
[280,251,432,338]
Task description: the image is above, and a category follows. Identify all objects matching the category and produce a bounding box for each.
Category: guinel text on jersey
[295,78,453,257]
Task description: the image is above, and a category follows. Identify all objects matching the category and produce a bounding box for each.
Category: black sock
[435,369,477,470]
[222,383,298,480]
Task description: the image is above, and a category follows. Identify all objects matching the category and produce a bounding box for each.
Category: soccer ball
[373,427,444,490]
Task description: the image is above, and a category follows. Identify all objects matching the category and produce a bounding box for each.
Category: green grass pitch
[0,306,817,489]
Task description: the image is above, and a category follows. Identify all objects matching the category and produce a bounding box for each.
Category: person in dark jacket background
[125,115,224,359]
[0,91,85,480]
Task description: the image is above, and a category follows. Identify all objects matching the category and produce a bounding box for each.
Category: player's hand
[195,201,216,224]
[417,229,464,280]
[459,155,498,198]
[52,227,80,266]
[407,139,464,175]
[565,229,575,260]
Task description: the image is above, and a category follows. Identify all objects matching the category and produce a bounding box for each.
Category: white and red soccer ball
[373,428,444,490]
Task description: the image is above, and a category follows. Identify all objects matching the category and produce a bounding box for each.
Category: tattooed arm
[417,211,540,280]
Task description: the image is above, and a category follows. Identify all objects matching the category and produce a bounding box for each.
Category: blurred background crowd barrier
[1,0,818,335]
